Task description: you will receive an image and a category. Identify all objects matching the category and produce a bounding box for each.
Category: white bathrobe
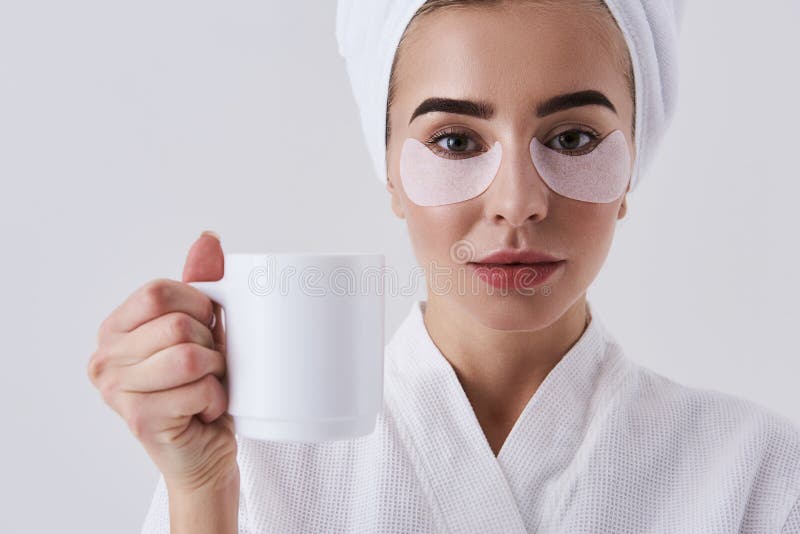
[141,300,800,533]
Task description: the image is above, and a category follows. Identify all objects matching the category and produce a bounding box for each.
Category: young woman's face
[386,1,635,330]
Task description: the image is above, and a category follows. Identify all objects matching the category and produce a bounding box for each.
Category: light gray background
[1,1,798,532]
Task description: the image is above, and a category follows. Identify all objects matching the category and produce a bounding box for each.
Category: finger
[100,278,216,339]
[120,342,226,392]
[180,230,226,354]
[102,311,215,366]
[182,231,224,284]
[122,374,229,441]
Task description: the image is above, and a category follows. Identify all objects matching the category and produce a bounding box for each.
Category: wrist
[165,464,240,496]
[167,469,240,534]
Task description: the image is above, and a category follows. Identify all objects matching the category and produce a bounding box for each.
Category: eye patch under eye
[529,129,631,203]
[399,138,502,206]
[398,129,630,207]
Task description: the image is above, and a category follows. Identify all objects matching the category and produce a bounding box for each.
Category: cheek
[405,205,473,262]
[530,129,631,203]
[399,138,502,206]
[562,202,621,267]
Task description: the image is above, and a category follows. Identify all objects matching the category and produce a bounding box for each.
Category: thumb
[182,230,227,357]
[182,230,225,283]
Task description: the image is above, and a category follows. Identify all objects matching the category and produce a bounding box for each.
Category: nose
[481,139,550,227]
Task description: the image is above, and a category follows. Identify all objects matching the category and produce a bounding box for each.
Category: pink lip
[472,248,563,264]
[468,260,565,290]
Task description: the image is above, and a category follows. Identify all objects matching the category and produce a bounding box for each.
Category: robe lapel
[495,300,629,532]
[384,300,528,534]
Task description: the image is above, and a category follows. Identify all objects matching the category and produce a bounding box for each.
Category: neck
[422,294,591,455]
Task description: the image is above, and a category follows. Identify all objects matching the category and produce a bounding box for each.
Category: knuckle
[86,354,101,384]
[175,343,202,377]
[141,278,172,316]
[166,313,195,343]
[87,351,107,384]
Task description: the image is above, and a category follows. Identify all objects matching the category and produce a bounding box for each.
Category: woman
[88,0,800,532]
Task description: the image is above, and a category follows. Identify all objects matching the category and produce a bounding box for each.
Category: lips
[464,248,566,290]
[468,261,564,290]
[471,248,563,265]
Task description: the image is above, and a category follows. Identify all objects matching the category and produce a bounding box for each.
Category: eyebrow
[408,90,617,124]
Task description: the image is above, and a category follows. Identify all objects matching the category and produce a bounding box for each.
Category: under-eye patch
[399,138,502,206]
[398,129,630,206]
[529,129,631,203]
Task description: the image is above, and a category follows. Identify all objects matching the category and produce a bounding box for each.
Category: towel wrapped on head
[335,0,685,194]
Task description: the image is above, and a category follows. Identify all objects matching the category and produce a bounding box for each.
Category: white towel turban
[335,0,685,194]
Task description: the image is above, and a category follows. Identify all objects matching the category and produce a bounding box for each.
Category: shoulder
[621,359,799,436]
[613,359,800,494]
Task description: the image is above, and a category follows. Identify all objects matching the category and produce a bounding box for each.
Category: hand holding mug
[87,232,238,493]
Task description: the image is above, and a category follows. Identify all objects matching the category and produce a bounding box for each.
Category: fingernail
[209,313,217,329]
[201,230,221,242]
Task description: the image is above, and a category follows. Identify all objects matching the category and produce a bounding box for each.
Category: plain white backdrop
[1,1,798,532]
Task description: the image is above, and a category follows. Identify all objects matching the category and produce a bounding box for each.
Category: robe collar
[384,299,628,533]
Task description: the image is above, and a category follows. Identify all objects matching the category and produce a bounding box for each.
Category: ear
[615,174,633,220]
[386,176,406,219]
[617,192,628,220]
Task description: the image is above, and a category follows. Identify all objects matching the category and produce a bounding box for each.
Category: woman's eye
[545,130,597,153]
[435,133,477,153]
[425,130,482,159]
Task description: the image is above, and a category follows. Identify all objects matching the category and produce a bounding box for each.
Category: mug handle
[187,280,228,307]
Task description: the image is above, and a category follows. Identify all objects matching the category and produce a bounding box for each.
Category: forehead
[395,3,629,116]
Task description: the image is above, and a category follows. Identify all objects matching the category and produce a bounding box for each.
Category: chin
[459,292,566,332]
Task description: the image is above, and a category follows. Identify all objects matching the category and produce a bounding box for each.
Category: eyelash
[424,126,601,159]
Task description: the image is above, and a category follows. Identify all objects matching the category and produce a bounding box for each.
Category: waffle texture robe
[142,300,800,533]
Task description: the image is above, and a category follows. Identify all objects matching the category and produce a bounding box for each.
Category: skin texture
[385,1,635,455]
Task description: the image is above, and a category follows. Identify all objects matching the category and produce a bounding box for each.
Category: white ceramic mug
[188,252,385,442]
